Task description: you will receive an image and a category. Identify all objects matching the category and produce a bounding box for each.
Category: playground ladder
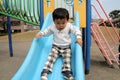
[91,23,120,68]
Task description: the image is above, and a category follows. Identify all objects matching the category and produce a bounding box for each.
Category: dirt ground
[0,30,120,80]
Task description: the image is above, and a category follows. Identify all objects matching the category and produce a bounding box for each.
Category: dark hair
[52,8,69,21]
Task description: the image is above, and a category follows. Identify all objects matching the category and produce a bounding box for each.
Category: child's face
[54,18,68,30]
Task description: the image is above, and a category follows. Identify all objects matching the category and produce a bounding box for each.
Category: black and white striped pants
[43,45,72,72]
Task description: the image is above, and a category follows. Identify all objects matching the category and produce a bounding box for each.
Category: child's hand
[35,33,43,38]
[76,38,82,46]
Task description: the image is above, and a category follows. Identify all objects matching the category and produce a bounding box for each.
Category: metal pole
[85,0,91,74]
[96,0,120,40]
[40,0,44,29]
[82,28,86,60]
[7,16,13,57]
[5,0,13,57]
[91,4,116,44]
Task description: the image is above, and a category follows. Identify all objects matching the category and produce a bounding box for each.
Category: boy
[36,8,82,80]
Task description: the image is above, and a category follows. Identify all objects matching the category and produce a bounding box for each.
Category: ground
[0,29,120,80]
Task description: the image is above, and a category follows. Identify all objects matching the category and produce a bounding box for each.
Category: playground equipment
[91,23,120,68]
[0,0,92,79]
[0,0,40,26]
[11,12,85,80]
[91,0,120,68]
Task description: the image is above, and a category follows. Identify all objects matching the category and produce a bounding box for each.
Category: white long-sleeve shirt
[40,22,82,48]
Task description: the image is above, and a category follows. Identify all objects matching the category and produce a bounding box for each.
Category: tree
[109,10,120,19]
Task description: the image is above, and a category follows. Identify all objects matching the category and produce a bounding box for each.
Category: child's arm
[35,25,53,38]
[70,25,82,46]
[76,38,82,46]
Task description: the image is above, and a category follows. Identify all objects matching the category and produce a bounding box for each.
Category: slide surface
[11,12,84,80]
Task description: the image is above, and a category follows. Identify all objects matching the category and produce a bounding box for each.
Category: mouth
[59,28,64,30]
[57,27,63,30]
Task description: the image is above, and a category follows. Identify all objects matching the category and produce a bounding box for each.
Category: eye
[56,22,60,24]
[62,22,65,24]
[56,22,65,25]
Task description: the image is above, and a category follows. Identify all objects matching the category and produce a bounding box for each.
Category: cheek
[55,25,61,29]
[56,24,60,28]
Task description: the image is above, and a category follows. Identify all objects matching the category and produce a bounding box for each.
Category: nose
[59,23,63,26]
[58,23,62,26]
[59,25,64,29]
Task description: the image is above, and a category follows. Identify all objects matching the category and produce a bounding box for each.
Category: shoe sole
[64,76,75,80]
[41,76,48,80]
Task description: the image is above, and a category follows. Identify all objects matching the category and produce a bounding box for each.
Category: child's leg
[62,48,71,72]
[61,48,74,80]
[41,47,59,79]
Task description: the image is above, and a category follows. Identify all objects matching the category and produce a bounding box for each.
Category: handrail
[96,0,120,40]
[91,4,116,45]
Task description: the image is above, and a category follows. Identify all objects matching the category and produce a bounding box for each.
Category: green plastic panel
[0,0,40,26]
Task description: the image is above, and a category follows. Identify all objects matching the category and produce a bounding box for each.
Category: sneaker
[41,69,50,80]
[62,71,75,80]
[41,73,48,80]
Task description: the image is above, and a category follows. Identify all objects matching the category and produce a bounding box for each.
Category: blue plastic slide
[11,12,84,80]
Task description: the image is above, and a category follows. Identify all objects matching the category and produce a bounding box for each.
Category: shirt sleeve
[40,26,53,36]
[70,25,82,39]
